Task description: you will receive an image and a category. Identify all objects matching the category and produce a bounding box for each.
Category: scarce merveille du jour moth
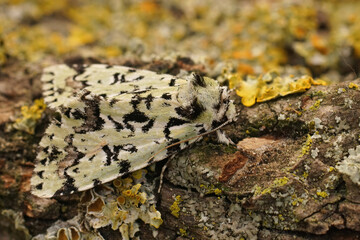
[31,64,236,198]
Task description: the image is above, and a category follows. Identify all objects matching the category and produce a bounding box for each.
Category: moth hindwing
[31,64,236,198]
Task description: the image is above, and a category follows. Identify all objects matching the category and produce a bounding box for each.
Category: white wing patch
[31,64,236,198]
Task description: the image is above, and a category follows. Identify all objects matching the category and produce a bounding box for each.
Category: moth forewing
[31,64,236,198]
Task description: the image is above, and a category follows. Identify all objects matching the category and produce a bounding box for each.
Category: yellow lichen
[299,134,312,158]
[309,99,322,111]
[229,71,326,107]
[179,228,187,237]
[84,176,163,237]
[261,188,272,195]
[13,99,46,134]
[291,194,304,206]
[132,169,147,180]
[117,196,126,205]
[272,177,289,187]
[121,183,147,206]
[253,185,262,196]
[199,184,223,195]
[349,82,359,90]
[253,177,289,197]
[316,191,328,198]
[170,195,183,218]
[67,26,96,49]
[214,188,222,195]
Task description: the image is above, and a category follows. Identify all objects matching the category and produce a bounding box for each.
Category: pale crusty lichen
[32,215,103,240]
[336,145,360,186]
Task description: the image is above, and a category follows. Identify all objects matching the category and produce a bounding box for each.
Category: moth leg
[216,130,235,145]
[157,160,170,193]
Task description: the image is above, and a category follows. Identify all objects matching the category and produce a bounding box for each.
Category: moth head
[178,74,236,129]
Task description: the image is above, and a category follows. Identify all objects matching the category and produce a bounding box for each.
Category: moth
[31,64,236,198]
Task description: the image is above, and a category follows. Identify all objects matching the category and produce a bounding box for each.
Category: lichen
[316,191,329,198]
[13,99,46,134]
[299,134,313,158]
[0,210,31,240]
[348,82,359,90]
[170,195,183,218]
[253,177,289,197]
[34,169,162,240]
[84,169,163,236]
[336,145,360,186]
[179,228,187,237]
[56,227,81,240]
[229,70,326,107]
[33,215,103,240]
[199,184,223,196]
[308,99,322,111]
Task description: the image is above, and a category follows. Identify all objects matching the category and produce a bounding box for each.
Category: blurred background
[1,0,359,79]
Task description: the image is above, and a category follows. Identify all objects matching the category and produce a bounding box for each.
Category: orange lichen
[80,190,93,203]
[87,197,105,213]
[57,229,68,240]
[69,227,80,240]
[310,34,329,55]
[117,196,126,205]
[56,227,81,240]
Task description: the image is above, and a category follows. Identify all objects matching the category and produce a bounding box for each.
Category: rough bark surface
[1,59,360,239]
